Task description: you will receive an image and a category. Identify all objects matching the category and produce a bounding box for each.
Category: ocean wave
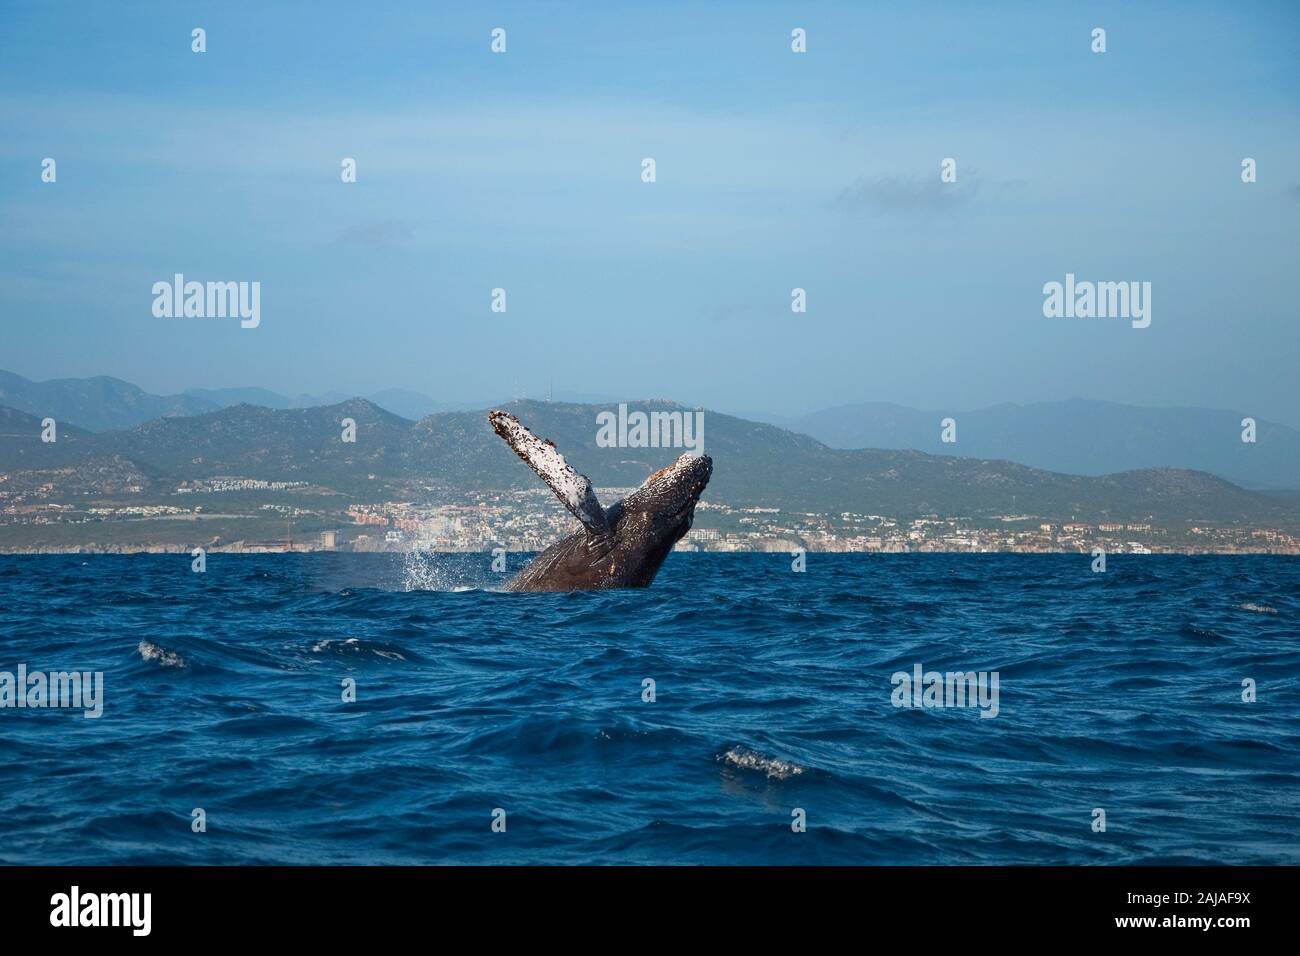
[310,637,413,661]
[137,640,188,668]
[719,746,806,780]
[1239,602,1278,615]
[5,552,1299,865]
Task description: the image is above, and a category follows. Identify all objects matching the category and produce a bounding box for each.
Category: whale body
[488,410,712,592]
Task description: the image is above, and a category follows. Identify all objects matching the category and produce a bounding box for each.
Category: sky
[1,0,1298,423]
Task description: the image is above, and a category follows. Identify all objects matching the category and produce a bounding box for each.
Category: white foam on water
[1239,602,1278,615]
[312,637,359,652]
[138,640,187,668]
[312,637,406,660]
[720,747,805,780]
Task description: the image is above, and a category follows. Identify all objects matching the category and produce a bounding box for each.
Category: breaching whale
[488,410,712,592]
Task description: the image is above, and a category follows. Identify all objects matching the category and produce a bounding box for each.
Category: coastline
[2,544,1296,556]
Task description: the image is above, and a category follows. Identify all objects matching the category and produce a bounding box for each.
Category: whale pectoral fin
[489,410,610,537]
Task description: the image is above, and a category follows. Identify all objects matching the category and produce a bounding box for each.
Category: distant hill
[123,399,418,492]
[14,370,1294,493]
[0,405,164,493]
[0,369,217,431]
[0,404,101,468]
[782,399,1300,490]
[366,389,446,420]
[187,386,544,420]
[0,369,449,429]
[2,398,1296,528]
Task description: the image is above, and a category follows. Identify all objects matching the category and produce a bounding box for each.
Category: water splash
[401,546,493,592]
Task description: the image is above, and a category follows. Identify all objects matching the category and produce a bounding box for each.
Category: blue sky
[1,1,1297,422]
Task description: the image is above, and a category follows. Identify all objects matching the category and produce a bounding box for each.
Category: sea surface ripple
[0,552,1297,865]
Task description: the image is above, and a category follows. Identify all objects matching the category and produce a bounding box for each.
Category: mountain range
[3,370,1295,490]
[0,370,611,431]
[749,400,1300,490]
[0,369,217,431]
[2,396,1296,529]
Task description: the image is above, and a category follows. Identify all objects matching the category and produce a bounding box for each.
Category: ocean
[0,552,1296,865]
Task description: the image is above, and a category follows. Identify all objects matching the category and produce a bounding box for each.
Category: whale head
[603,453,712,580]
[620,453,713,528]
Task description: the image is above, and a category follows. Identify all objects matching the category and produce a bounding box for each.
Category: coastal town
[325,494,1300,555]
[2,475,1296,555]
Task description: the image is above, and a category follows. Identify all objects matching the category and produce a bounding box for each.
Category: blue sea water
[0,552,1297,865]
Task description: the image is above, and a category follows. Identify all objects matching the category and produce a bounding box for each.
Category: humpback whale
[488,410,712,592]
